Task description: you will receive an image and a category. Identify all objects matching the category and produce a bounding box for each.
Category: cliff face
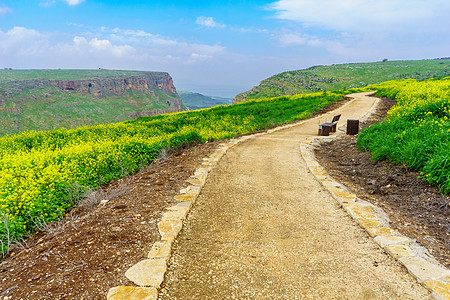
[49,72,179,99]
[0,70,185,136]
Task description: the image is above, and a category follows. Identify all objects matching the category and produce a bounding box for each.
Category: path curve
[158,92,433,299]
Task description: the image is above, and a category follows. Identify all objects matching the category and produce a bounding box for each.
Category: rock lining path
[108,92,449,299]
[156,92,435,299]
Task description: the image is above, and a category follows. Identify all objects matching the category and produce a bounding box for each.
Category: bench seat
[318,114,341,136]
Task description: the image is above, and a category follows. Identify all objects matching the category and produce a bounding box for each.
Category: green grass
[0,69,145,81]
[0,70,181,136]
[358,77,450,194]
[0,89,174,136]
[0,90,351,254]
[235,59,450,102]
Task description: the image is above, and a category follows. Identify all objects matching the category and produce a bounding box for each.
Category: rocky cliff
[49,72,178,98]
[0,70,185,136]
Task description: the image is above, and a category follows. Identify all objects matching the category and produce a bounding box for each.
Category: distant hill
[178,91,232,110]
[233,58,450,103]
[0,69,185,136]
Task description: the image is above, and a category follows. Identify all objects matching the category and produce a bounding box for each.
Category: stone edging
[106,100,324,300]
[107,94,449,300]
[106,136,258,299]
[299,101,450,300]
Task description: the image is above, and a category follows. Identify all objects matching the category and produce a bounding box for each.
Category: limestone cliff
[0,70,185,136]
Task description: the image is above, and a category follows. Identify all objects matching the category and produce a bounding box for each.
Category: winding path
[158,92,433,299]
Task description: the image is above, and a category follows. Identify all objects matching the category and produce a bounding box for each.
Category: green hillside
[178,91,232,110]
[0,89,350,251]
[234,58,450,103]
[0,69,144,81]
[0,69,185,137]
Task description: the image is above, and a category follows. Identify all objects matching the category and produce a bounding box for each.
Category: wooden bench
[318,114,341,136]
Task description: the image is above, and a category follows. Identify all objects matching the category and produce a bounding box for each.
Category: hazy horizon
[1,0,449,97]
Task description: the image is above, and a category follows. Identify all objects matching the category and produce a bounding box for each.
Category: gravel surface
[0,142,219,299]
[160,93,432,299]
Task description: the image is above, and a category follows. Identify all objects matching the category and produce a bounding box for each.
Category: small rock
[125,258,167,287]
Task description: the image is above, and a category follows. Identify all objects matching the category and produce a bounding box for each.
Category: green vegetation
[178,91,232,110]
[235,59,450,102]
[0,90,350,254]
[2,65,450,256]
[0,89,173,136]
[0,70,183,136]
[358,77,450,194]
[0,69,143,81]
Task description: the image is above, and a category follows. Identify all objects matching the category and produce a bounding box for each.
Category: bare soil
[0,94,446,299]
[0,142,218,299]
[314,97,450,268]
[159,93,431,299]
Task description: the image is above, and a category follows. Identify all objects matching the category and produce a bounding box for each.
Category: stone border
[299,102,450,300]
[106,99,325,299]
[107,94,449,300]
[107,136,258,299]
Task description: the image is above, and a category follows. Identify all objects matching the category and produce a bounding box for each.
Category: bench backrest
[331,114,341,123]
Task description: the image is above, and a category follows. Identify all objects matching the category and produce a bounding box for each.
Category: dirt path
[159,92,432,299]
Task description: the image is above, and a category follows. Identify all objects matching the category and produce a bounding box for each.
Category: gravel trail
[159,92,432,299]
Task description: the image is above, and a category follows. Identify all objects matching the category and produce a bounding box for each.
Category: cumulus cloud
[195,16,226,28]
[0,26,135,60]
[0,26,47,55]
[0,25,228,69]
[0,6,12,15]
[106,26,226,62]
[62,36,136,58]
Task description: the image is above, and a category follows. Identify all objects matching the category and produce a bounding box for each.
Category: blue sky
[1,0,449,97]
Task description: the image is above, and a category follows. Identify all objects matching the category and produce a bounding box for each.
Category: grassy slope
[234,59,450,102]
[0,69,143,81]
[178,91,232,110]
[0,90,350,251]
[358,77,450,194]
[0,70,181,136]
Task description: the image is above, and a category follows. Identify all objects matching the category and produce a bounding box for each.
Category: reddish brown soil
[0,142,218,300]
[315,97,450,268]
[0,96,448,299]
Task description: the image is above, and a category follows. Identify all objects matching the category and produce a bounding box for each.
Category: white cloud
[0,26,46,55]
[65,36,136,58]
[64,0,85,5]
[0,6,12,15]
[269,0,450,34]
[106,26,226,61]
[40,0,85,7]
[195,16,226,28]
[0,25,254,97]
[278,33,307,46]
[0,25,227,68]
[268,0,450,64]
[112,28,156,38]
[0,27,135,59]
